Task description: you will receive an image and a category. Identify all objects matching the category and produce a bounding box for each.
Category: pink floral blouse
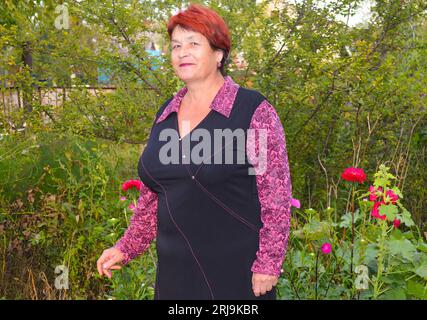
[114,76,293,277]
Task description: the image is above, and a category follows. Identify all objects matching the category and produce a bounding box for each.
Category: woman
[97,3,293,300]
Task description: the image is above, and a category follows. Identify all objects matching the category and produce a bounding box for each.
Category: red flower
[393,218,401,229]
[122,179,143,192]
[371,201,387,220]
[369,185,383,201]
[341,167,366,184]
[385,189,399,204]
[368,186,398,206]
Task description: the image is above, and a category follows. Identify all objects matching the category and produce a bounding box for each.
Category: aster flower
[321,242,332,254]
[122,179,143,192]
[341,167,366,184]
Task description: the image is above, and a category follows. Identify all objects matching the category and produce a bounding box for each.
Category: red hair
[167,3,231,75]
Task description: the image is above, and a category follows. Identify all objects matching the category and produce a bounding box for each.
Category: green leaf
[417,243,427,253]
[407,280,427,299]
[304,208,318,216]
[301,219,332,241]
[382,287,406,300]
[363,243,378,266]
[390,186,403,199]
[386,239,416,261]
[399,207,415,227]
[378,204,398,221]
[338,210,361,228]
[390,229,403,240]
[414,264,427,280]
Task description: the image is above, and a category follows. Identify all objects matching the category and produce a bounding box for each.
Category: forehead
[171,26,204,42]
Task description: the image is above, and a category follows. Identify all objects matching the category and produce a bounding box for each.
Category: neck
[184,72,225,108]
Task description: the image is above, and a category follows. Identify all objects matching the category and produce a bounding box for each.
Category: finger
[109,265,122,270]
[253,283,262,297]
[253,288,266,296]
[102,259,114,271]
[258,283,270,296]
[252,283,258,296]
[97,259,103,276]
[97,255,107,276]
[102,255,121,270]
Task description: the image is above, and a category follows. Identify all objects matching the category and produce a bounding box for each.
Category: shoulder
[236,86,267,106]
[236,86,278,114]
[235,86,277,117]
[234,86,274,124]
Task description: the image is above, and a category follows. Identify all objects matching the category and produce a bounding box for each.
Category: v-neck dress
[114,76,293,300]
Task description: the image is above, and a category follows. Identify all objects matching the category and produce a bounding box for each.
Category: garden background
[0,0,426,299]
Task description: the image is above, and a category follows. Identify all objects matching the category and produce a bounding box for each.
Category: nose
[178,44,190,59]
[178,50,189,59]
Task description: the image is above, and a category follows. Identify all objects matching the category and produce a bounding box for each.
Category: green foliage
[0,131,148,299]
[281,164,426,300]
[1,0,426,299]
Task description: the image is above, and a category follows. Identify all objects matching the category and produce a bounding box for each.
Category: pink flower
[291,198,301,208]
[385,189,399,204]
[120,196,127,201]
[122,179,143,192]
[368,186,398,205]
[321,242,332,254]
[128,203,136,211]
[371,201,387,220]
[369,185,383,201]
[393,218,401,229]
[341,167,366,184]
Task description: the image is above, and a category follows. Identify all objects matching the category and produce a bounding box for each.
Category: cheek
[197,51,215,67]
[171,53,179,66]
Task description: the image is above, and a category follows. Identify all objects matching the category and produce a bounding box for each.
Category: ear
[216,49,225,63]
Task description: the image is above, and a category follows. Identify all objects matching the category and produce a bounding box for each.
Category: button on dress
[114,76,293,300]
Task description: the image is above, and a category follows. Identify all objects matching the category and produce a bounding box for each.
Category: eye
[191,42,199,46]
[172,44,181,49]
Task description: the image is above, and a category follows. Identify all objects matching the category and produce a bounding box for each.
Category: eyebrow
[171,35,199,43]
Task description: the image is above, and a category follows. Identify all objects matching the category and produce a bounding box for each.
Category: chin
[177,72,199,82]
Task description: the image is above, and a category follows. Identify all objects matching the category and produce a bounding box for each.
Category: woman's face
[171,25,223,82]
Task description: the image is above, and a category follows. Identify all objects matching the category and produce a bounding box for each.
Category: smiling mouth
[180,63,194,67]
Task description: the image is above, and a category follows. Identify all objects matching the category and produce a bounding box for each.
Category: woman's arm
[114,181,158,265]
[247,99,293,277]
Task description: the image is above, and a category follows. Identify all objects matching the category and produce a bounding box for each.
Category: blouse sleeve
[247,99,293,277]
[114,181,158,265]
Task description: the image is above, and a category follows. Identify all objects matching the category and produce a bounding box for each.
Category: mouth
[179,63,195,67]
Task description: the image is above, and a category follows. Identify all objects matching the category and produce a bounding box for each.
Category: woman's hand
[252,272,278,297]
[97,247,125,279]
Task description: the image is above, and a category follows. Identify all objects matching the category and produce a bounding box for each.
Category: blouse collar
[155,75,240,124]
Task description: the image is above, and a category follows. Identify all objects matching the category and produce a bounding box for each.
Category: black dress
[137,87,276,300]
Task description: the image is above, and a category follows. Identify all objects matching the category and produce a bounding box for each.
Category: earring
[217,61,221,67]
